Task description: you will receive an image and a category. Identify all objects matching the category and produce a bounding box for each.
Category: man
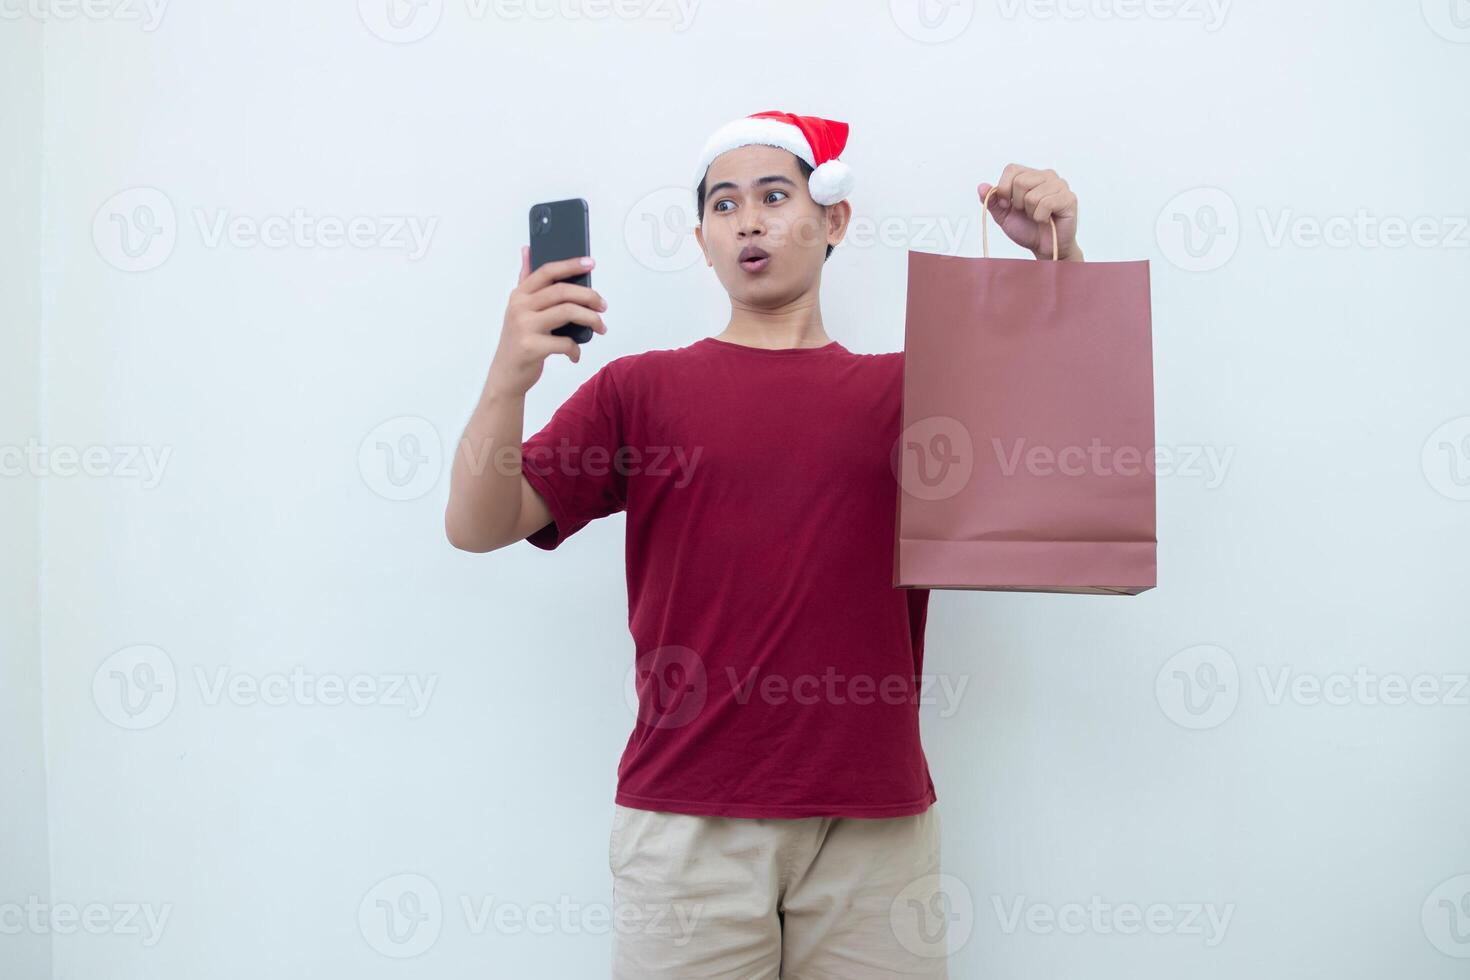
[445,110,1081,979]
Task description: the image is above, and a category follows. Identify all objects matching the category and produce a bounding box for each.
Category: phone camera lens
[531,205,552,236]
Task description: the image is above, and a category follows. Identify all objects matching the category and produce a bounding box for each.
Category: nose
[737,209,764,239]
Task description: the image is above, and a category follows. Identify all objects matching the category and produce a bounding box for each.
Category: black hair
[696,154,836,261]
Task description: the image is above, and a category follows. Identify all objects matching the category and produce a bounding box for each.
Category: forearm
[445,380,528,553]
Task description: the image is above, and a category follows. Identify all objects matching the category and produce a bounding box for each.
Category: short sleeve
[520,361,629,550]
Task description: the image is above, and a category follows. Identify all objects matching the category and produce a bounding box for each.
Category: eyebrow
[706,174,798,197]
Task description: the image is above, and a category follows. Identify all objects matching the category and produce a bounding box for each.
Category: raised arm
[445,248,608,553]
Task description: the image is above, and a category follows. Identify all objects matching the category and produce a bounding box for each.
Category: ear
[694,221,711,267]
[826,200,853,250]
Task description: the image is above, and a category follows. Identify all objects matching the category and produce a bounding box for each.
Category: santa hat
[693,110,855,206]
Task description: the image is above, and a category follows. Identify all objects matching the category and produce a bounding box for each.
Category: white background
[4,1,1469,977]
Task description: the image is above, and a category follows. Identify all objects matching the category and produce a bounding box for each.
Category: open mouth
[738,246,771,273]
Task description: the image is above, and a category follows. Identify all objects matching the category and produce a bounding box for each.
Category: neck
[717,288,831,350]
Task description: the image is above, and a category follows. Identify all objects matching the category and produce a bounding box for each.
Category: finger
[526,334,582,364]
[521,255,595,293]
[1011,169,1048,214]
[977,181,1009,218]
[1037,219,1056,258]
[1032,189,1075,226]
[1022,178,1062,218]
[518,245,531,284]
[531,302,607,336]
[995,163,1031,209]
[525,281,607,314]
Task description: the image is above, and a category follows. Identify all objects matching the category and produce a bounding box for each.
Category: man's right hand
[487,248,609,397]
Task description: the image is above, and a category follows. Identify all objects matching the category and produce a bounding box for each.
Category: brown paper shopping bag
[894,190,1157,594]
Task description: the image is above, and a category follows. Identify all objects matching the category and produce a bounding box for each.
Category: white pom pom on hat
[693,110,855,206]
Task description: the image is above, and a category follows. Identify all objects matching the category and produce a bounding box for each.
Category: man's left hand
[977,164,1083,262]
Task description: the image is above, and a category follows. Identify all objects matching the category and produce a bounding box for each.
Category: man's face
[694,144,850,306]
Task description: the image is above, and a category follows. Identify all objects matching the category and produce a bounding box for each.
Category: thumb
[518,245,531,284]
[977,182,1009,215]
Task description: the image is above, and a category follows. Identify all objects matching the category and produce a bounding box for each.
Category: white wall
[0,11,54,980]
[1,11,54,980]
[16,1,1470,978]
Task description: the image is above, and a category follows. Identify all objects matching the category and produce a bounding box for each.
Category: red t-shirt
[520,336,937,819]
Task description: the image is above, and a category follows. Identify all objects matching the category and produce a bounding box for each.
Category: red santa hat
[693,110,855,206]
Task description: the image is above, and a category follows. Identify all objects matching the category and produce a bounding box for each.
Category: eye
[765,190,788,204]
[713,199,734,213]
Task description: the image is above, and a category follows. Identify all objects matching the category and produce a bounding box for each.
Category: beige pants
[608,803,949,979]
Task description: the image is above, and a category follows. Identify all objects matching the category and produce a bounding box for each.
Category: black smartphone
[528,198,594,344]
